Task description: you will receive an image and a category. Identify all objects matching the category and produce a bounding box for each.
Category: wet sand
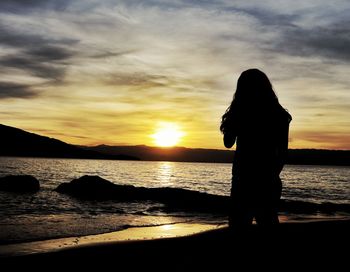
[0,223,224,257]
[1,219,349,269]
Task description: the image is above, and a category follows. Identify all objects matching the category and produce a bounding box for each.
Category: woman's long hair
[220,69,291,134]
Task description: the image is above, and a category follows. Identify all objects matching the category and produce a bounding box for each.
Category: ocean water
[0,157,349,244]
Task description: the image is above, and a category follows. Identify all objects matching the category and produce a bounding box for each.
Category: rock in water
[55,175,136,200]
[0,175,40,192]
[55,175,230,213]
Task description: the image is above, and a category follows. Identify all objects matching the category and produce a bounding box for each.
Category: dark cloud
[231,6,299,27]
[213,6,350,63]
[26,45,74,61]
[0,45,73,81]
[278,23,350,62]
[0,24,77,48]
[0,25,46,48]
[241,8,350,62]
[0,0,48,7]
[0,0,70,13]
[0,23,77,82]
[0,23,75,99]
[0,82,37,99]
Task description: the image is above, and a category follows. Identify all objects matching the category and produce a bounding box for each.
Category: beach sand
[0,223,224,257]
[1,219,349,269]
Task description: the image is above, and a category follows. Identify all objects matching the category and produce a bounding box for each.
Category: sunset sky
[0,0,349,150]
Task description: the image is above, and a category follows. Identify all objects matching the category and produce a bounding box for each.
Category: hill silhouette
[84,145,350,166]
[83,145,234,163]
[0,124,138,160]
[0,124,349,165]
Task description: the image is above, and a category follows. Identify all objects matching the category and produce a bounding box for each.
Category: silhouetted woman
[220,69,292,229]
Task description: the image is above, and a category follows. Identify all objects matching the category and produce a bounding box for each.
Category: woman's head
[234,68,278,105]
[220,69,289,134]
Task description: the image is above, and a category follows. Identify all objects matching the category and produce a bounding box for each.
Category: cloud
[269,22,350,62]
[0,45,74,82]
[221,2,350,63]
[90,50,137,59]
[27,128,90,140]
[0,0,70,13]
[0,22,77,84]
[0,82,37,99]
[294,130,350,150]
[103,73,168,88]
[0,24,77,48]
[0,0,349,149]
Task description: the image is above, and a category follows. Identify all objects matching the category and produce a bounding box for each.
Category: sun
[151,122,185,147]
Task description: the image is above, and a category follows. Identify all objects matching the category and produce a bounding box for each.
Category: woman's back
[220,69,292,227]
[232,105,291,181]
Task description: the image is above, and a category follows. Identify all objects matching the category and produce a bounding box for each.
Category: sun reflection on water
[156,162,174,186]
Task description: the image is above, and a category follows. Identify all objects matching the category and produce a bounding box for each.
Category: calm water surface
[0,157,349,243]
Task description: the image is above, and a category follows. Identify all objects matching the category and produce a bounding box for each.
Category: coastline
[0,222,225,257]
[1,217,349,268]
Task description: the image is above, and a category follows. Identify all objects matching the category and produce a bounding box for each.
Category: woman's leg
[229,182,254,229]
[255,177,282,226]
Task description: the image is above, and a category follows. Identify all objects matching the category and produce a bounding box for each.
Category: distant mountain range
[82,145,234,163]
[0,124,138,160]
[84,145,350,166]
[1,124,349,166]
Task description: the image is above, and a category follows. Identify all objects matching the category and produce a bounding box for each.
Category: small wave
[280,199,350,214]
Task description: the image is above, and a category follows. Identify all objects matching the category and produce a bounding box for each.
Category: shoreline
[0,222,225,258]
[1,217,349,262]
[0,213,347,247]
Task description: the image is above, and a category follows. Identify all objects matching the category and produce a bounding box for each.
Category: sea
[0,157,349,244]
